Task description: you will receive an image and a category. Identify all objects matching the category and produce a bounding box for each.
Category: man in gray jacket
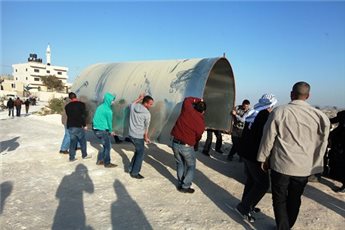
[128,93,154,179]
[257,81,330,230]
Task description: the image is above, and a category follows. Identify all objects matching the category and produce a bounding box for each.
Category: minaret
[46,44,51,66]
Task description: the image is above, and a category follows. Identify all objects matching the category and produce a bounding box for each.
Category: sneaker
[104,163,118,168]
[96,160,104,165]
[178,187,195,193]
[59,150,69,154]
[82,155,92,159]
[69,158,77,162]
[236,204,256,223]
[130,173,144,179]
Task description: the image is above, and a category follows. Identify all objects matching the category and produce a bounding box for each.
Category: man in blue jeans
[128,93,154,179]
[171,97,206,193]
[65,92,90,161]
[92,92,117,168]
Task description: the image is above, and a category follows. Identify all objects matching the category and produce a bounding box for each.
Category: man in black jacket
[236,93,277,223]
[65,92,90,161]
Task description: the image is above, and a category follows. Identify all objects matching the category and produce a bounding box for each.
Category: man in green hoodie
[92,92,117,168]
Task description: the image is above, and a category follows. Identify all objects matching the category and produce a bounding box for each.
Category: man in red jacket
[171,97,206,193]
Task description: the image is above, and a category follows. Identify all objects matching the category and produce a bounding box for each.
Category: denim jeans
[128,136,145,175]
[238,159,270,213]
[94,130,112,165]
[8,108,14,117]
[271,170,308,230]
[16,106,21,116]
[60,126,70,151]
[172,142,196,189]
[68,127,87,160]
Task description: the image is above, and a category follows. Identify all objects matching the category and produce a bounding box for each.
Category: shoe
[96,160,104,165]
[216,149,224,154]
[82,155,92,159]
[59,150,69,154]
[130,173,144,179]
[236,204,256,223]
[178,187,195,193]
[115,139,123,144]
[104,163,118,168]
[75,147,81,151]
[69,158,77,162]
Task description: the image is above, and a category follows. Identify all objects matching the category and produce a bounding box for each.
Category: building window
[34,77,40,81]
[11,83,15,88]
[16,77,18,80]
[47,70,50,74]
[26,77,28,80]
[34,69,39,73]
[57,72,62,75]
[26,68,28,71]
[16,69,17,72]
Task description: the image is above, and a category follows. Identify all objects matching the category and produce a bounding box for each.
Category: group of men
[61,80,337,229]
[62,92,154,179]
[171,81,333,230]
[6,97,31,117]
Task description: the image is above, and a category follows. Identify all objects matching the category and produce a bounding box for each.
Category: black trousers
[202,130,222,154]
[229,135,241,156]
[239,159,269,213]
[271,170,308,230]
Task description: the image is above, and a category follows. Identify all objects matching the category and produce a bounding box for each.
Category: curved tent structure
[72,57,235,145]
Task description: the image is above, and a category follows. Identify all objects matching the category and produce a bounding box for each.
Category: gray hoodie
[129,103,151,139]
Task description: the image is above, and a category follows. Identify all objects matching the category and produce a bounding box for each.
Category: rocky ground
[0,105,344,230]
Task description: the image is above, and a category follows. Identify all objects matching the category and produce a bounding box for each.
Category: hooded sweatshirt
[129,102,151,139]
[92,93,116,132]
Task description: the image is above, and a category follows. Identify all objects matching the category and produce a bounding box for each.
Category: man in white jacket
[257,81,330,230]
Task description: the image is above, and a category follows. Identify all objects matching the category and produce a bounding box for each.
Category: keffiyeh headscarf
[245,93,278,127]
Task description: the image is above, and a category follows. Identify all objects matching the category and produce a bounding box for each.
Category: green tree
[41,75,64,91]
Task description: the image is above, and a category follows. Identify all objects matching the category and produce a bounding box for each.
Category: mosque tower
[46,44,51,66]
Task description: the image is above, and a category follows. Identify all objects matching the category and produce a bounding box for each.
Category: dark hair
[142,95,154,104]
[242,99,250,105]
[292,81,310,97]
[68,92,77,99]
[194,101,207,113]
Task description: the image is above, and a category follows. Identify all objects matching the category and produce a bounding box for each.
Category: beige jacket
[257,100,330,176]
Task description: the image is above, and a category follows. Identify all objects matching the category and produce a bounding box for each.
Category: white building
[12,45,68,93]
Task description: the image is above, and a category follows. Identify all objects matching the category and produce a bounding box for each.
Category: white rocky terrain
[0,104,344,230]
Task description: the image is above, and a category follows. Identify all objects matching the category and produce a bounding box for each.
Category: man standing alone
[128,93,154,179]
[65,92,90,161]
[171,97,206,193]
[257,81,330,229]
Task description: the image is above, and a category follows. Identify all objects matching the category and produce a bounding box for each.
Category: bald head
[291,81,310,101]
